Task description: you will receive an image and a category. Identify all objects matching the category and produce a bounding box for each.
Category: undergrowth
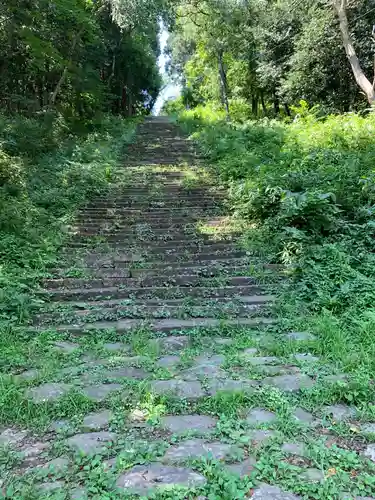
[174,102,375,380]
[0,112,137,327]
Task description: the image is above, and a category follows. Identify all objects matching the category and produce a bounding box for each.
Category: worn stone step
[42,316,274,334]
[41,284,266,301]
[43,275,257,290]
[67,241,239,252]
[83,197,223,208]
[36,300,271,324]
[72,218,229,230]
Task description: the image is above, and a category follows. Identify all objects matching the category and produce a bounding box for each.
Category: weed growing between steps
[0,115,137,327]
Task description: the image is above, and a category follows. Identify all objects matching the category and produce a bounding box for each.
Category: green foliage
[0,113,136,325]
[177,105,375,322]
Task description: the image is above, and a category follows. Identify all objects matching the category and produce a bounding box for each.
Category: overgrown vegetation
[0,112,137,327]
[173,101,375,382]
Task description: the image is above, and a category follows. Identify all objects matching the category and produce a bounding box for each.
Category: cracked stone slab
[226,457,256,477]
[53,341,79,353]
[246,408,276,426]
[0,429,27,446]
[82,410,113,431]
[16,369,39,380]
[21,442,49,462]
[262,375,314,392]
[81,384,122,402]
[150,380,205,400]
[156,355,180,368]
[207,379,258,396]
[116,464,206,494]
[250,484,301,499]
[323,374,348,384]
[160,415,218,434]
[163,438,234,463]
[66,431,117,454]
[321,404,356,421]
[155,336,190,352]
[363,444,375,462]
[26,383,72,403]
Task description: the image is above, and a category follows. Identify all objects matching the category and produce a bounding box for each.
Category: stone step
[72,218,229,230]
[67,241,240,252]
[41,284,266,301]
[42,294,275,313]
[83,197,224,208]
[49,264,251,279]
[69,233,240,244]
[41,316,274,334]
[36,299,272,324]
[43,275,257,290]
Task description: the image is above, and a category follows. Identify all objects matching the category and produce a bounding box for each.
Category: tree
[333,0,375,105]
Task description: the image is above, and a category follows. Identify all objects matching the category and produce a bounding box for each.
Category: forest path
[5,118,372,499]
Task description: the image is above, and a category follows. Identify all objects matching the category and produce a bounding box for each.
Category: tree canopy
[167,0,375,115]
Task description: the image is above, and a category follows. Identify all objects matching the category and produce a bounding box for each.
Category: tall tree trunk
[334,0,375,105]
[50,27,84,105]
[261,92,267,115]
[217,48,230,119]
[284,103,291,116]
[273,91,280,115]
[252,96,258,117]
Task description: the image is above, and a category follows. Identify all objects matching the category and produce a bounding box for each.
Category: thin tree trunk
[273,92,280,115]
[50,27,84,105]
[217,48,230,119]
[334,0,375,104]
[252,96,258,117]
[284,103,291,116]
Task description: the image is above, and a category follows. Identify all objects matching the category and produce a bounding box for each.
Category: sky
[152,23,181,115]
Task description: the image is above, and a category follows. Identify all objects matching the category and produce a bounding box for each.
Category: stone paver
[156,336,190,352]
[71,487,88,499]
[300,468,324,482]
[179,364,226,380]
[363,444,375,462]
[262,374,314,392]
[193,354,225,366]
[116,464,206,493]
[26,383,72,403]
[247,430,277,446]
[160,415,218,434]
[294,353,319,363]
[39,481,65,493]
[362,423,375,434]
[103,342,126,352]
[66,431,117,454]
[292,408,315,425]
[156,355,180,368]
[321,404,356,421]
[81,384,122,402]
[102,367,148,380]
[0,428,27,446]
[163,438,233,463]
[243,356,279,365]
[41,457,70,472]
[281,442,306,457]
[251,484,301,499]
[150,380,205,399]
[246,408,276,426]
[286,332,315,341]
[226,457,256,477]
[53,341,79,353]
[82,410,113,431]
[207,379,258,396]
